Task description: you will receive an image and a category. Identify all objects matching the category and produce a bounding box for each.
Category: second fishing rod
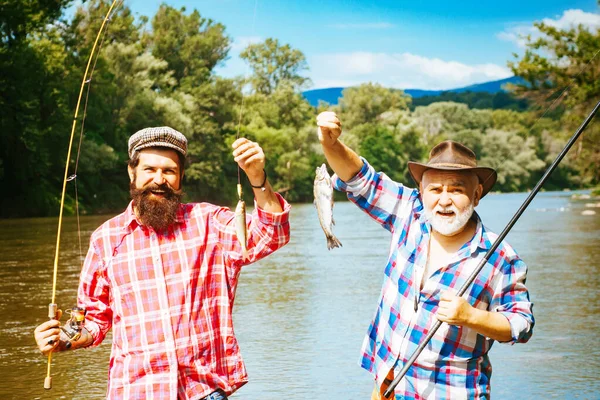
[383,99,600,398]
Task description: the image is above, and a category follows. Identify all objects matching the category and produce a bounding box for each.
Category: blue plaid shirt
[334,159,534,399]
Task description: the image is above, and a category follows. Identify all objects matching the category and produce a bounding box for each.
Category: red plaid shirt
[78,195,290,399]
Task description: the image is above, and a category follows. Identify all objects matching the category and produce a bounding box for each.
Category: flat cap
[128,126,187,158]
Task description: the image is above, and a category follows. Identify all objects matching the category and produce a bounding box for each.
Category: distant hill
[302,76,525,107]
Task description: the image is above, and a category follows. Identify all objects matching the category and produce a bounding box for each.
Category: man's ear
[473,183,483,207]
[128,165,134,183]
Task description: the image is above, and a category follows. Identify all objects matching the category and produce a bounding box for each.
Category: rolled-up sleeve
[333,157,418,233]
[213,193,291,273]
[491,258,535,344]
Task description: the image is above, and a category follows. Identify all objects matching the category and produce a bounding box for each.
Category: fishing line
[383,36,600,396]
[46,0,122,390]
[234,0,259,195]
[384,99,600,398]
[479,45,600,189]
[72,1,123,265]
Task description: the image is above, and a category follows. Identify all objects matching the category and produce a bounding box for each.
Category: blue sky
[75,0,600,90]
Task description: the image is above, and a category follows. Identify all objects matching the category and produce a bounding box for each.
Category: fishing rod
[44,0,121,390]
[383,99,600,398]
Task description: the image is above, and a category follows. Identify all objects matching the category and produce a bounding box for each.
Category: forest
[1,0,599,217]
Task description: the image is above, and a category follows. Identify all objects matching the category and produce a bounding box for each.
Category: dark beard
[130,181,183,231]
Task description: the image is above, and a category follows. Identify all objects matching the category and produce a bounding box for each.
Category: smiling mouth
[437,211,455,218]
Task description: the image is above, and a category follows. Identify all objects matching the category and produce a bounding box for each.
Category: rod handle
[45,303,58,390]
[48,303,58,319]
[44,376,52,390]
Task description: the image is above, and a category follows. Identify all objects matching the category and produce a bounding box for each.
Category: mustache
[434,206,458,213]
[139,182,181,198]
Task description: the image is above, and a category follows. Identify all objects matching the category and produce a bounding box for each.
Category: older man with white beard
[316,112,534,400]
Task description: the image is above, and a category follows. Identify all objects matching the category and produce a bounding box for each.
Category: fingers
[35,319,60,333]
[316,121,340,130]
[232,137,250,150]
[242,153,265,167]
[34,322,62,355]
[317,111,341,126]
[439,290,456,301]
[232,139,266,178]
[316,112,342,146]
[233,142,263,163]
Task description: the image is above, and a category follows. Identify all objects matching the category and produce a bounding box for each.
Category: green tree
[0,0,69,43]
[244,81,313,130]
[480,130,545,192]
[0,0,73,216]
[145,4,230,89]
[240,38,311,95]
[509,18,600,185]
[337,83,411,130]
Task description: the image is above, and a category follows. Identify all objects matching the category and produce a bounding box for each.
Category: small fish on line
[235,186,249,260]
[314,163,342,250]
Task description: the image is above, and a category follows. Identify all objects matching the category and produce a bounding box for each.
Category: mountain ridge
[302,76,524,107]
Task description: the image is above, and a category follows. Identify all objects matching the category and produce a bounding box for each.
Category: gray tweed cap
[128,126,188,158]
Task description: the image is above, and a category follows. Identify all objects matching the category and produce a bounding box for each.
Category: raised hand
[316,111,342,147]
[232,138,266,186]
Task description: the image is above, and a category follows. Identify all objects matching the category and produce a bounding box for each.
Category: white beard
[424,202,475,236]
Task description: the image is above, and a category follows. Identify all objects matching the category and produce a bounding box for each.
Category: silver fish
[314,163,342,250]
[235,184,249,260]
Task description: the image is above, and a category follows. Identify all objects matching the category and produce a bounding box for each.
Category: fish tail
[326,233,342,250]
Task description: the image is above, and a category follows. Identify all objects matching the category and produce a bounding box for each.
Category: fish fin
[326,234,342,250]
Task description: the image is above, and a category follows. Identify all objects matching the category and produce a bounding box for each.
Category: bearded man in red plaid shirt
[34,126,291,400]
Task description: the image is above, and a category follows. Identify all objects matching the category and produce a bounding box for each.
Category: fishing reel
[60,306,87,349]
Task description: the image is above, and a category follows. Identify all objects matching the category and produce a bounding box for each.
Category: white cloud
[497,9,600,48]
[230,36,263,52]
[327,22,395,29]
[542,9,600,30]
[308,52,512,90]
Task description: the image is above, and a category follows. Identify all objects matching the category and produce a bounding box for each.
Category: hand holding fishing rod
[34,307,91,354]
[383,99,600,398]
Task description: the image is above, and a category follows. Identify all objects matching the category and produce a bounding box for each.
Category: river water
[0,191,599,399]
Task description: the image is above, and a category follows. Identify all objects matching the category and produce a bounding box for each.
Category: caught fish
[314,164,342,250]
[235,184,249,260]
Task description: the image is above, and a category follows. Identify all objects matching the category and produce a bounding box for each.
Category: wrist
[248,169,267,190]
[464,306,482,328]
[322,138,340,149]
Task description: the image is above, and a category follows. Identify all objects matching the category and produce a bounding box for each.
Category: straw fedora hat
[407,140,497,197]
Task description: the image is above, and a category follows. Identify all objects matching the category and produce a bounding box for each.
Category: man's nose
[439,190,452,206]
[152,171,166,185]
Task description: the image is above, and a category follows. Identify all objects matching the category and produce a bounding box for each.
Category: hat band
[428,162,476,169]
